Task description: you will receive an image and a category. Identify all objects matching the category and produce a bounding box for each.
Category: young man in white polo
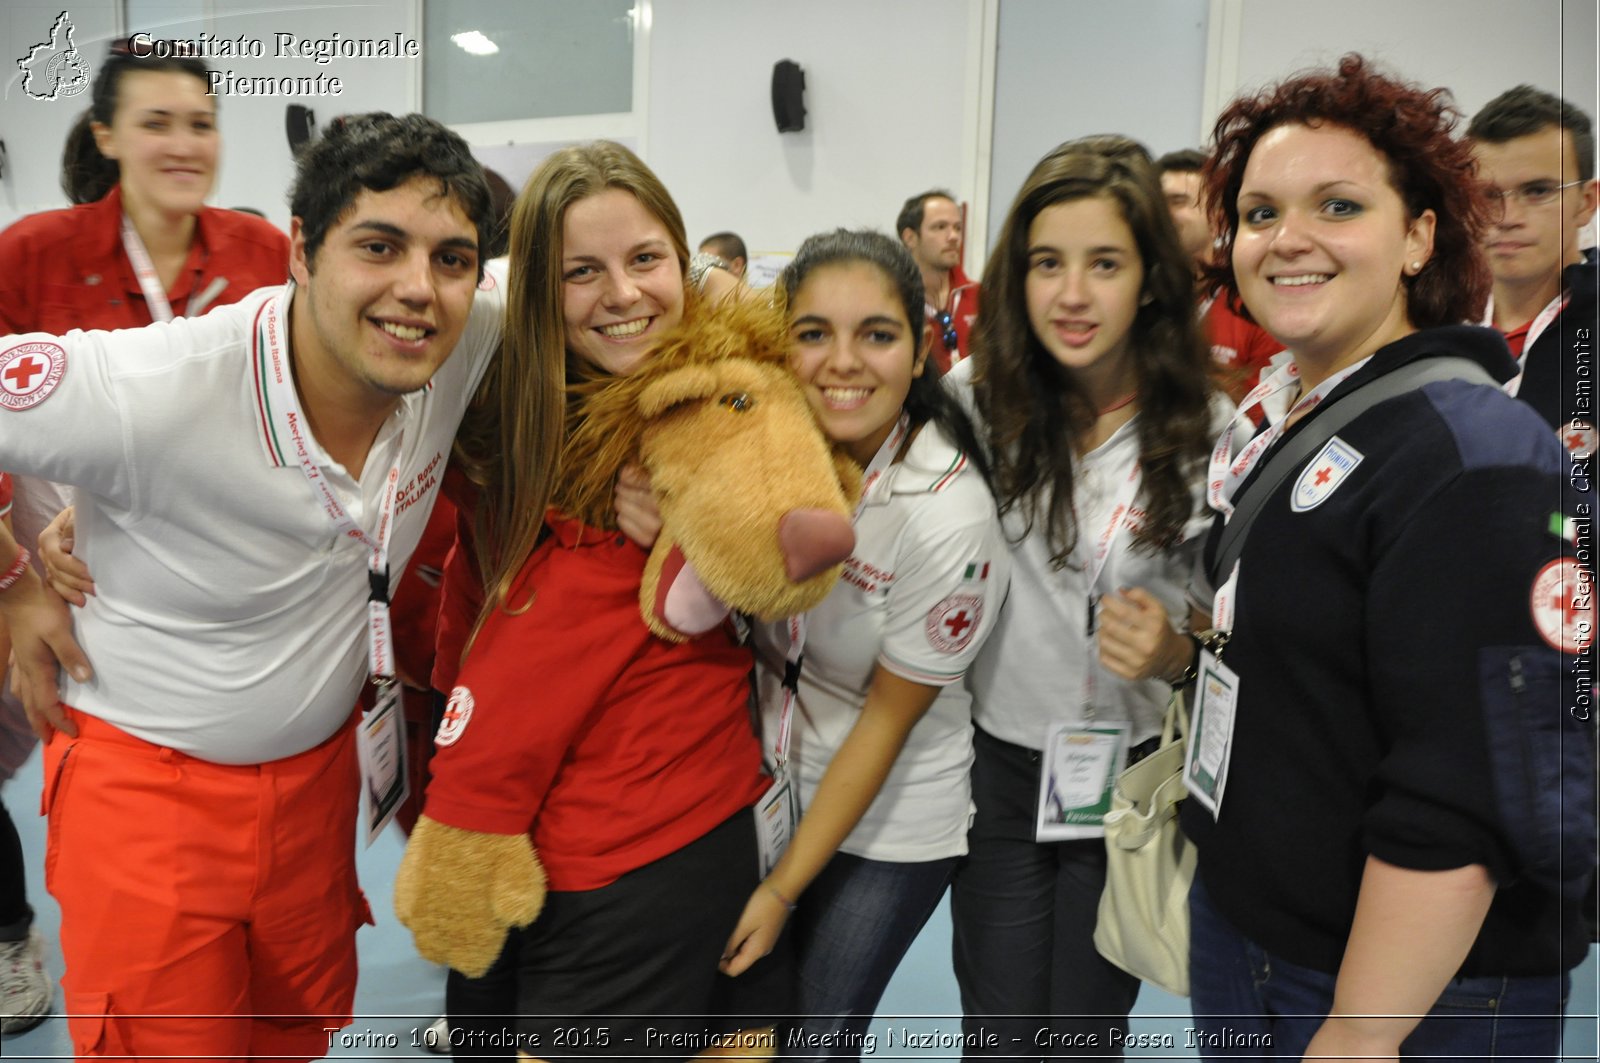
[0,112,511,1061]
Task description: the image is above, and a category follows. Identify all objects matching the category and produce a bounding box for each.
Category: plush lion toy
[395,293,860,977]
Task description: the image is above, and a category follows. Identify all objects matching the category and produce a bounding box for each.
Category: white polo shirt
[753,421,1010,862]
[945,358,1233,750]
[0,264,505,763]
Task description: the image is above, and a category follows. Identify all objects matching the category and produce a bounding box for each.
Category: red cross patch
[926,592,983,654]
[1530,558,1594,655]
[435,685,475,747]
[0,341,66,410]
[1291,436,1363,512]
[1561,420,1595,461]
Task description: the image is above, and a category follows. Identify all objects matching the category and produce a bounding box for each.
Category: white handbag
[1092,692,1195,996]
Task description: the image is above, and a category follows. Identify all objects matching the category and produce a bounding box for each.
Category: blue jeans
[1189,876,1569,1060]
[784,851,957,1061]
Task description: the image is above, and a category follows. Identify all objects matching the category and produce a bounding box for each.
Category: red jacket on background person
[1201,288,1284,401]
[0,184,289,336]
[926,264,982,375]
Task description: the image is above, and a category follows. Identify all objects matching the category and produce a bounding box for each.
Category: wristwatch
[1170,628,1229,688]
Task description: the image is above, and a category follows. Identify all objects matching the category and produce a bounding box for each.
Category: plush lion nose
[779,508,855,582]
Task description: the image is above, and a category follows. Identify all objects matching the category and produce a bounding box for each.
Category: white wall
[1221,0,1598,148]
[645,0,979,262]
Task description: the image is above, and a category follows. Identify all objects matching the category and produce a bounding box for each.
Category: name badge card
[1183,652,1238,816]
[754,769,799,878]
[1035,721,1130,841]
[357,682,409,847]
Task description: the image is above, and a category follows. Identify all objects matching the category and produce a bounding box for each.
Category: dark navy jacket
[1517,248,1598,442]
[1184,325,1596,977]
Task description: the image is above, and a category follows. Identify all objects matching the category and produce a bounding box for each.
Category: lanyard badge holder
[754,614,803,878]
[1183,579,1237,817]
[256,289,409,846]
[754,413,909,876]
[358,563,409,846]
[1185,361,1368,817]
[1186,354,1496,817]
[1035,460,1142,841]
[1184,364,1352,819]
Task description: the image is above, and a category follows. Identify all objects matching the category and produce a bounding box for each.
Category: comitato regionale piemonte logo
[17,10,92,101]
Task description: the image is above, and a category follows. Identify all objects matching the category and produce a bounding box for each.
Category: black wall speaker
[286,105,316,155]
[771,60,806,133]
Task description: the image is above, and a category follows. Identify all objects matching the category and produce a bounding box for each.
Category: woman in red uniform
[0,40,288,337]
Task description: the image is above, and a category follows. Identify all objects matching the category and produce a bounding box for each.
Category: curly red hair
[1203,54,1490,329]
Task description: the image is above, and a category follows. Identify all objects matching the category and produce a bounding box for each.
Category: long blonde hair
[454,141,690,637]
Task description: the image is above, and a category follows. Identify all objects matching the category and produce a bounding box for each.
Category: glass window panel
[424,0,635,124]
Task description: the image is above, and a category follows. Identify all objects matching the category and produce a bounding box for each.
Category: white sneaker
[0,929,52,1035]
[422,1015,450,1054]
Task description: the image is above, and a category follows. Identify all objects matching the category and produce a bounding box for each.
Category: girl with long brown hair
[946,135,1230,1058]
[412,141,791,1061]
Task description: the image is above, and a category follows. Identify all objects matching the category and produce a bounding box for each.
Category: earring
[1409,261,1423,273]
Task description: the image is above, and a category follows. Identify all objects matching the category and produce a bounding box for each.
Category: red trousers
[43,707,372,1061]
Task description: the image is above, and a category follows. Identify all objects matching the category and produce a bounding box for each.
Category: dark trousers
[951,726,1140,1061]
[447,809,792,1063]
[0,794,31,940]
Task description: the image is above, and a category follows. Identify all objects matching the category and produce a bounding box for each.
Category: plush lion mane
[554,292,791,529]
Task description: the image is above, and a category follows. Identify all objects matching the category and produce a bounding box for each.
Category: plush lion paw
[394,815,547,978]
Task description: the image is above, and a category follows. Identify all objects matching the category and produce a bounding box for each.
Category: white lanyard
[120,215,177,323]
[1080,456,1143,715]
[771,412,910,769]
[1207,358,1369,520]
[254,289,402,681]
[1482,291,1569,398]
[1082,458,1143,608]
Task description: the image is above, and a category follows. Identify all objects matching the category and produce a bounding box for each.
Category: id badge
[754,768,799,878]
[1035,721,1129,841]
[1184,651,1238,816]
[357,681,409,847]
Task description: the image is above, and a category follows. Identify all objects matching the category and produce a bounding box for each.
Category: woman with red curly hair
[1180,55,1593,1060]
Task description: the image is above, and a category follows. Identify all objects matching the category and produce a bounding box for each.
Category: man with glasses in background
[1471,85,1600,948]
[897,189,980,373]
[1468,86,1597,438]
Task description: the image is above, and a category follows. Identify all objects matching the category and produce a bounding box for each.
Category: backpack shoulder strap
[1212,357,1495,579]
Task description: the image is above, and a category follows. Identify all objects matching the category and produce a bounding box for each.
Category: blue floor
[4,741,1598,1060]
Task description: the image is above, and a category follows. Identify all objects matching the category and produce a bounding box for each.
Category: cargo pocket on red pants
[65,990,132,1058]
